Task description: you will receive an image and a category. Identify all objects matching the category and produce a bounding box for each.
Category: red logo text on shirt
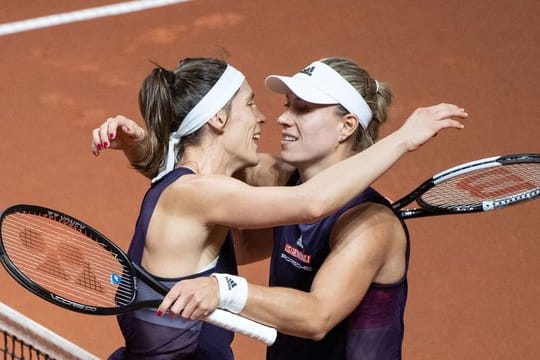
[284,243,311,264]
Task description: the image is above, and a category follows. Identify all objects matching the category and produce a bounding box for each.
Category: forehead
[234,81,253,100]
[228,81,254,117]
[286,91,337,111]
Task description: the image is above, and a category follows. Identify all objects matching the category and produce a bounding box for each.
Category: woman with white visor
[92,57,467,359]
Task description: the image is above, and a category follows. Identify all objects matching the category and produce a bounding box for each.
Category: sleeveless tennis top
[267,175,409,360]
[109,167,237,360]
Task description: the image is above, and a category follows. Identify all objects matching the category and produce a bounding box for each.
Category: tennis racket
[393,153,540,219]
[0,204,277,346]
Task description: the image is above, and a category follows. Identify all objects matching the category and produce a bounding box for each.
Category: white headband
[265,61,373,129]
[152,64,245,182]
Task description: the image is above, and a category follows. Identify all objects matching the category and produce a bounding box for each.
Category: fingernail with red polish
[157,310,163,317]
[109,133,115,139]
[103,142,109,148]
[97,144,103,150]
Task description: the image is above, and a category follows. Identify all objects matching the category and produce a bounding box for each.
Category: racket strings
[2,222,123,287]
[420,163,540,209]
[1,213,136,307]
[1,225,134,306]
[2,220,135,306]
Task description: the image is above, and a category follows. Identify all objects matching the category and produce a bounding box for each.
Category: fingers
[174,295,211,320]
[90,115,142,156]
[399,103,469,152]
[165,295,213,320]
[430,103,468,132]
[90,116,118,156]
[157,285,180,317]
[415,103,467,122]
[434,118,466,132]
[156,279,219,321]
[435,103,467,123]
[90,127,102,156]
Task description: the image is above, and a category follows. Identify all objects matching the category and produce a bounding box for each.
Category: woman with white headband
[92,57,467,359]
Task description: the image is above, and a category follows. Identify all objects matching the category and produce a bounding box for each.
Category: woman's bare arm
[176,104,467,229]
[159,203,404,339]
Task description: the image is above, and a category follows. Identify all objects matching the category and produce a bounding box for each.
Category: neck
[178,144,243,177]
[297,148,356,182]
[178,160,199,174]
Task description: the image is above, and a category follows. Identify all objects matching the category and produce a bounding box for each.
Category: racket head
[0,205,279,346]
[405,153,540,217]
[0,204,137,315]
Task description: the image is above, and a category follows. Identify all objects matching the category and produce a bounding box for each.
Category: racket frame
[0,204,277,345]
[393,153,540,219]
[0,204,140,315]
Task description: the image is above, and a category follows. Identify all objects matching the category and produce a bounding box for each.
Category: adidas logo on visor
[299,66,315,76]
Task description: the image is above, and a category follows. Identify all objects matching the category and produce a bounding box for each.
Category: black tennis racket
[393,153,540,219]
[0,204,276,345]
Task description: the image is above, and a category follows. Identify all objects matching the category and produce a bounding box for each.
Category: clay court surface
[0,1,539,359]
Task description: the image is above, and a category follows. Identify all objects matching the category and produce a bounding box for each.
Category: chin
[280,152,306,168]
[280,150,296,164]
[242,152,260,168]
[248,154,260,167]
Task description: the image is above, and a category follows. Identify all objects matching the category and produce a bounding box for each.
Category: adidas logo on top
[299,66,315,76]
[226,276,237,290]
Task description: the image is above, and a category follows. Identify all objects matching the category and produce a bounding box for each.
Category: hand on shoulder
[91,115,147,156]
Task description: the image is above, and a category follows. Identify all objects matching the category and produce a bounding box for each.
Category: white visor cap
[265,61,373,129]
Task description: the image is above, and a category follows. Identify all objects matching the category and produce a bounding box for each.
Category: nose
[257,107,266,124]
[277,110,292,127]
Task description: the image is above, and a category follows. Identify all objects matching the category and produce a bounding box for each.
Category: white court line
[0,0,191,37]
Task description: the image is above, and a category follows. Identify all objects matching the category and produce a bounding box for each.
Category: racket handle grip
[206,308,277,346]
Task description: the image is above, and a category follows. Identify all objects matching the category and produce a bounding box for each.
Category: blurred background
[0,1,539,358]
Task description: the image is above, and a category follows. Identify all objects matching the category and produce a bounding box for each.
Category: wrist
[211,273,248,313]
[380,130,410,156]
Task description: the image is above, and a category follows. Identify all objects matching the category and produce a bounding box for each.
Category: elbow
[307,329,329,342]
[303,196,331,223]
[303,311,333,341]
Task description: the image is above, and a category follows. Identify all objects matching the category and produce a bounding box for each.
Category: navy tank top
[267,173,409,360]
[109,167,238,360]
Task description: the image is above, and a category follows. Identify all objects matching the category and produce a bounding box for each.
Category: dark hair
[320,57,392,151]
[132,58,228,177]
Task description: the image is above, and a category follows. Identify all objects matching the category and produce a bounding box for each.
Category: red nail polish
[97,144,103,150]
[157,310,163,316]
[109,133,115,139]
[103,142,109,148]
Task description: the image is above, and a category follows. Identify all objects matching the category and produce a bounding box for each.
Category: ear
[338,113,359,142]
[206,109,228,134]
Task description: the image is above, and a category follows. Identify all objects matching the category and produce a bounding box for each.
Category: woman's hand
[398,103,468,152]
[91,115,146,156]
[157,277,220,320]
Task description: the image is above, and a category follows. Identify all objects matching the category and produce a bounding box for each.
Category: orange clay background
[0,1,539,359]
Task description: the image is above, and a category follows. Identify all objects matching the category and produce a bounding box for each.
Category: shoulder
[167,173,248,196]
[330,201,403,248]
[159,174,241,210]
[341,201,398,226]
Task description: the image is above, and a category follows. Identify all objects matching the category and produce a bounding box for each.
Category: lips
[282,133,298,142]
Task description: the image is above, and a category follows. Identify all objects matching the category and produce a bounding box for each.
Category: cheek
[229,115,251,137]
[304,137,336,156]
[302,124,338,149]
